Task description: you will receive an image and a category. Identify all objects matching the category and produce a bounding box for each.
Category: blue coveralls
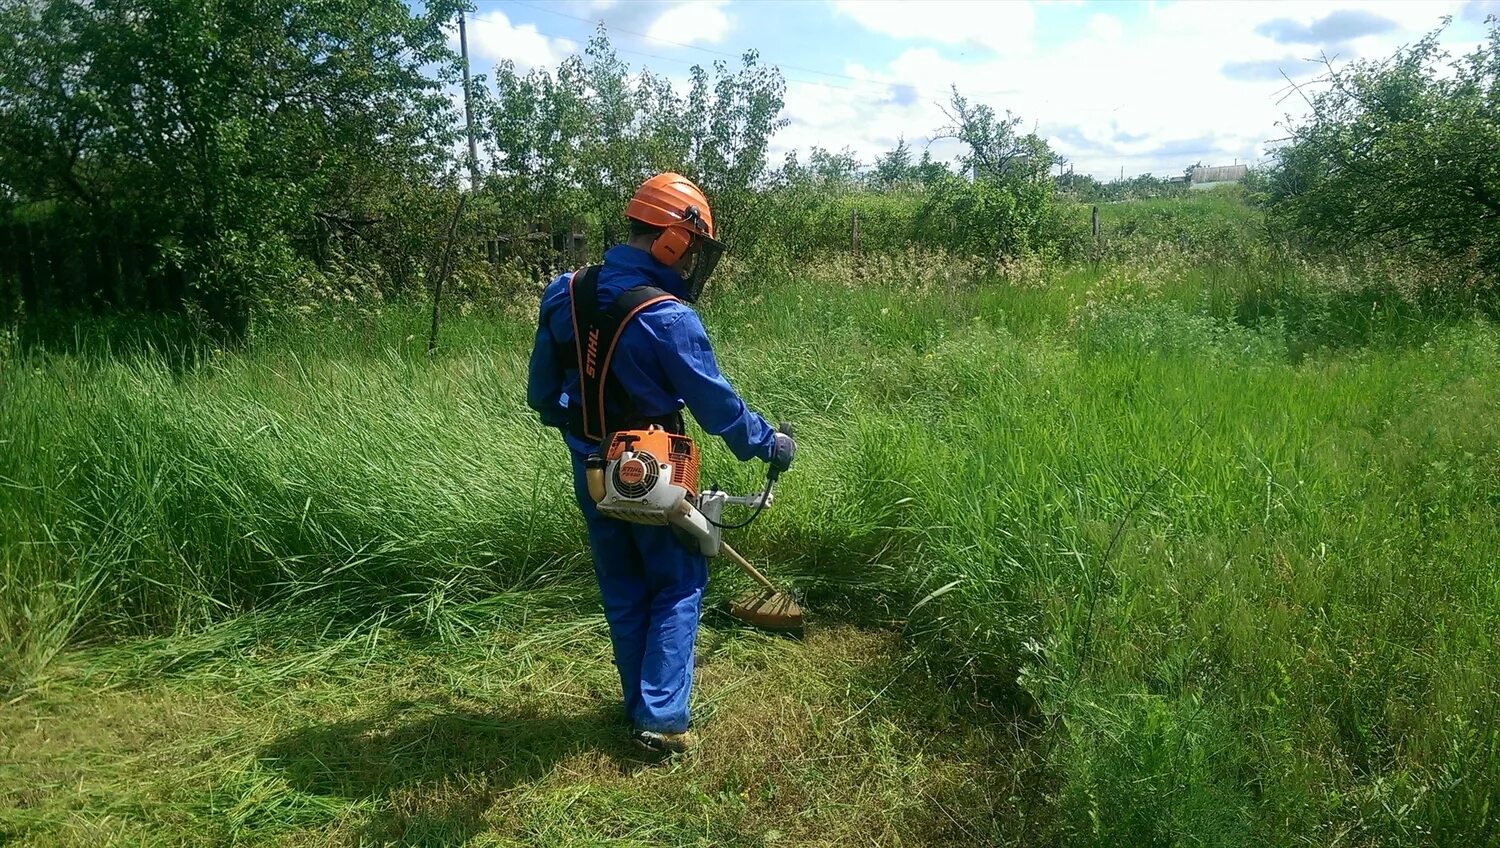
[525,244,777,733]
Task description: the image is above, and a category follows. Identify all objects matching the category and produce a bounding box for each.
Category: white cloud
[1243,0,1467,35]
[465,0,1485,181]
[646,1,732,46]
[1088,13,1124,43]
[1467,1,1500,21]
[833,0,1036,55]
[459,9,578,71]
[776,0,1480,180]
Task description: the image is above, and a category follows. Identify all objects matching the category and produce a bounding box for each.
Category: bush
[1265,19,1500,297]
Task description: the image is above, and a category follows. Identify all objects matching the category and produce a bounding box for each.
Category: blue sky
[454,0,1499,180]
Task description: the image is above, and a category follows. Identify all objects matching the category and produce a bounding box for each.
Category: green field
[3,196,1498,846]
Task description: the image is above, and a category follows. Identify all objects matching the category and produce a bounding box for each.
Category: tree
[0,0,464,337]
[936,86,1061,183]
[913,88,1061,262]
[475,28,785,253]
[679,48,787,243]
[872,137,913,188]
[912,149,952,187]
[1267,17,1500,283]
[1055,170,1103,200]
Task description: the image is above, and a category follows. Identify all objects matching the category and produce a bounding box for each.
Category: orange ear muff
[650,225,694,266]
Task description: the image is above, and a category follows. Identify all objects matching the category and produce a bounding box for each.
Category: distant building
[1189,164,1247,189]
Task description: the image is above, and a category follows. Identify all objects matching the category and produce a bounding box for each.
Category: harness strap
[567,265,680,442]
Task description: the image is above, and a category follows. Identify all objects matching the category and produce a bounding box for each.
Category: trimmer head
[726,589,804,635]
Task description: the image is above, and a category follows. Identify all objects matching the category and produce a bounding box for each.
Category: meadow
[2,194,1497,846]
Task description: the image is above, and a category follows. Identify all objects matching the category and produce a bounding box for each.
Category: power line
[473,0,1023,102]
[481,0,909,97]
[500,0,884,85]
[592,41,907,99]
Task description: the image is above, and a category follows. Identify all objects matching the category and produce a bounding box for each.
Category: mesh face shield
[679,232,725,303]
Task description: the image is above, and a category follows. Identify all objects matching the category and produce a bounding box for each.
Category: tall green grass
[4,200,1498,844]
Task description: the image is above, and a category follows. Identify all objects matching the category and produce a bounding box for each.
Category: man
[525,172,796,755]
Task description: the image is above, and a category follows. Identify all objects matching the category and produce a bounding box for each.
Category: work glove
[769,426,796,477]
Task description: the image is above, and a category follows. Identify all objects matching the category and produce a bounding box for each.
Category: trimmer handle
[768,420,796,484]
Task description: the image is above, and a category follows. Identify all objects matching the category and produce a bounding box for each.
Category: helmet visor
[680,232,725,303]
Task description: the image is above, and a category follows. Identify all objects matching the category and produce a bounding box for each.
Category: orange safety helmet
[625,172,725,302]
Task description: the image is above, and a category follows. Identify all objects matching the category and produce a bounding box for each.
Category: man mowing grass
[526,172,796,756]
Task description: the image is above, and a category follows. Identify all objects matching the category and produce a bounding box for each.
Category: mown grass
[1,598,1031,846]
[3,194,1499,845]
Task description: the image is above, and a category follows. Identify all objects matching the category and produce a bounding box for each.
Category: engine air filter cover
[611,452,659,498]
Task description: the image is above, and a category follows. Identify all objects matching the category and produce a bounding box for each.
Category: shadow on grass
[261,697,649,846]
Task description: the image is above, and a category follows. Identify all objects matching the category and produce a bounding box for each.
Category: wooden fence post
[25,219,45,313]
[1090,205,1103,271]
[851,208,860,258]
[0,223,12,316]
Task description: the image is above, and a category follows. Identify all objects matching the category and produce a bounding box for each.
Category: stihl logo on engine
[584,328,600,378]
[618,459,647,485]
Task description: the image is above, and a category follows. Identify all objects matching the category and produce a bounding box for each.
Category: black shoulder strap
[606,284,675,324]
[568,265,677,442]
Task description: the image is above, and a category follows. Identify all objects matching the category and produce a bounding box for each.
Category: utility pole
[430,5,479,356]
[458,6,479,189]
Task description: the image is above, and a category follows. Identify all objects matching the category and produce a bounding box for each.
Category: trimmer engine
[585,425,771,557]
[589,426,708,530]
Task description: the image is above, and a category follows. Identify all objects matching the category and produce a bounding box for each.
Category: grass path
[1,597,1040,847]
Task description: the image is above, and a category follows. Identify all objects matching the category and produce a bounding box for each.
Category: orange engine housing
[604,427,699,496]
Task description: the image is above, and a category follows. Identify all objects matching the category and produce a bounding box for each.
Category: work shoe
[631,728,697,755]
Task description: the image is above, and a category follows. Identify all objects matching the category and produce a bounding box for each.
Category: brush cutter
[583,423,803,634]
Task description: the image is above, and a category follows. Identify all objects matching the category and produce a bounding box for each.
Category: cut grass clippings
[1,599,1039,847]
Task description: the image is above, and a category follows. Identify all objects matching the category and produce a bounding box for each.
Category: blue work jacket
[526,244,777,462]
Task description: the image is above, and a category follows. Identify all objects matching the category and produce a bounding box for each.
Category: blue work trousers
[569,451,706,733]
